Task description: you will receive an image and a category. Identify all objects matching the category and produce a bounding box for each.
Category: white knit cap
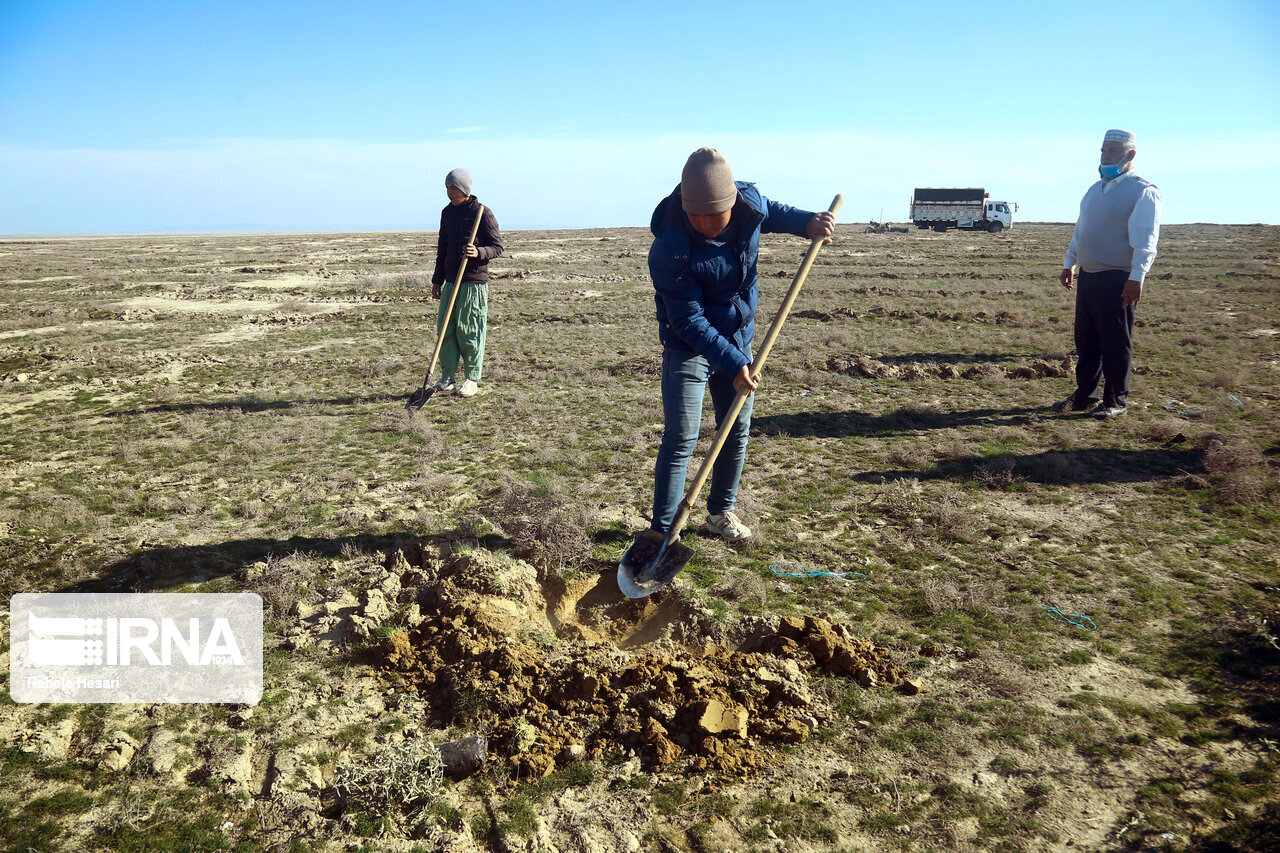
[1104,129,1135,144]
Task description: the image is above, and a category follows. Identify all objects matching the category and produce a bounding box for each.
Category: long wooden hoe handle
[423,205,486,384]
[666,194,844,541]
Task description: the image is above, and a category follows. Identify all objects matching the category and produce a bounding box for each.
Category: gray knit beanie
[680,148,736,215]
[445,168,472,196]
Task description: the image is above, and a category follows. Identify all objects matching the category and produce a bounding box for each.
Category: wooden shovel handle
[667,194,843,540]
[425,205,486,381]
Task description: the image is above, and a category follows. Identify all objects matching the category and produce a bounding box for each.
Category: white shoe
[706,511,751,541]
[458,379,479,398]
[433,378,456,395]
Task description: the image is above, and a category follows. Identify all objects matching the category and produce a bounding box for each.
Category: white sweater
[1064,171,1162,283]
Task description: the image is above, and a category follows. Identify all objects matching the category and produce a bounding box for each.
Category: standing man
[431,168,503,398]
[1055,129,1162,419]
[647,148,834,542]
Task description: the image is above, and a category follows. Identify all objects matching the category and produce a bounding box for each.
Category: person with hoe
[1055,129,1162,419]
[645,147,834,544]
[430,168,503,398]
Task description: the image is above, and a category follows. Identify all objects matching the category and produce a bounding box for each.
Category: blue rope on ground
[1044,606,1096,631]
[769,560,866,583]
[1228,394,1243,408]
[1162,401,1209,416]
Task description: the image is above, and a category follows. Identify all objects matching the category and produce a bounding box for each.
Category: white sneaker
[458,379,479,398]
[706,511,751,541]
[433,378,456,395]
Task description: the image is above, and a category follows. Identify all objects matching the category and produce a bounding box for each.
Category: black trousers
[1073,268,1135,408]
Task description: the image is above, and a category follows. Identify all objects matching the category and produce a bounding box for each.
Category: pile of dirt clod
[376,542,907,777]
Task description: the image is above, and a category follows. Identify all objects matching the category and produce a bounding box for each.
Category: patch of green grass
[497,793,538,837]
[332,722,370,751]
[744,798,839,843]
[650,781,687,815]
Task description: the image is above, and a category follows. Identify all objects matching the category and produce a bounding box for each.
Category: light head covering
[1104,129,1135,145]
[680,148,737,215]
[445,168,472,196]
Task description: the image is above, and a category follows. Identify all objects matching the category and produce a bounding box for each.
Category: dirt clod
[377,544,904,775]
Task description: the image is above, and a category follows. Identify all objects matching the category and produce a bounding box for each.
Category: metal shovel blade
[405,385,434,413]
[617,529,695,598]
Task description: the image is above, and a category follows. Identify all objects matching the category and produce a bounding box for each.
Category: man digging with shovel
[430,168,503,398]
[625,148,834,594]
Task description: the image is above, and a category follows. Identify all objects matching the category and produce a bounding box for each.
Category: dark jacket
[432,196,503,285]
[649,182,812,374]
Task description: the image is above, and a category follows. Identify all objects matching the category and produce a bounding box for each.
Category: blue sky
[1,0,1277,232]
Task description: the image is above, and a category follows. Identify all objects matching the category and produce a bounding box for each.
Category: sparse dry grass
[0,224,1277,852]
[489,474,595,578]
[1203,434,1276,506]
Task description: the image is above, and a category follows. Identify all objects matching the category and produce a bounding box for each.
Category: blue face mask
[1099,154,1131,180]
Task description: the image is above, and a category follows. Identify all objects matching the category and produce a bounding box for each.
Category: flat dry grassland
[0,223,1277,852]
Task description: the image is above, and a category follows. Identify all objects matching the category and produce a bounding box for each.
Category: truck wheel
[989,221,1004,234]
[933,225,948,233]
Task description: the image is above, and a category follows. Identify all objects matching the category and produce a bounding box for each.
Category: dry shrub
[411,467,453,501]
[975,455,1019,489]
[490,475,594,578]
[933,433,972,461]
[1211,366,1246,389]
[874,478,925,522]
[238,552,319,621]
[887,442,925,469]
[927,497,978,543]
[1202,436,1275,506]
[1141,418,1193,444]
[921,574,1019,623]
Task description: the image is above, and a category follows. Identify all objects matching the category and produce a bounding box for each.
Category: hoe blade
[617,529,694,599]
[405,386,434,413]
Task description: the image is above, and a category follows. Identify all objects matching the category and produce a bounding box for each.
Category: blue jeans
[651,347,753,533]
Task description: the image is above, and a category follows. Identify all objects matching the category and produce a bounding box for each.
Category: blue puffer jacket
[649,181,813,375]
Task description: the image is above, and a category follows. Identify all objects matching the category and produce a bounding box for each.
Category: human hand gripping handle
[806,210,836,244]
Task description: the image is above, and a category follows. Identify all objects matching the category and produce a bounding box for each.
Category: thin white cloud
[2,130,1277,233]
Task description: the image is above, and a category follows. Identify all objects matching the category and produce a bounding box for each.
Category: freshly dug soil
[377,544,906,776]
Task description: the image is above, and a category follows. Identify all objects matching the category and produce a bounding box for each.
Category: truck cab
[984,201,1014,233]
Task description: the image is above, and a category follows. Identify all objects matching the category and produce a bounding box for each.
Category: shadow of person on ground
[105,393,404,419]
[752,405,1044,439]
[59,526,507,595]
[851,446,1203,486]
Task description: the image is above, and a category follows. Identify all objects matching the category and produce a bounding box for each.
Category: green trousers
[437,281,488,382]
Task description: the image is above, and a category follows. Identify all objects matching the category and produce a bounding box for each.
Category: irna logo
[11,593,263,704]
[27,612,247,667]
